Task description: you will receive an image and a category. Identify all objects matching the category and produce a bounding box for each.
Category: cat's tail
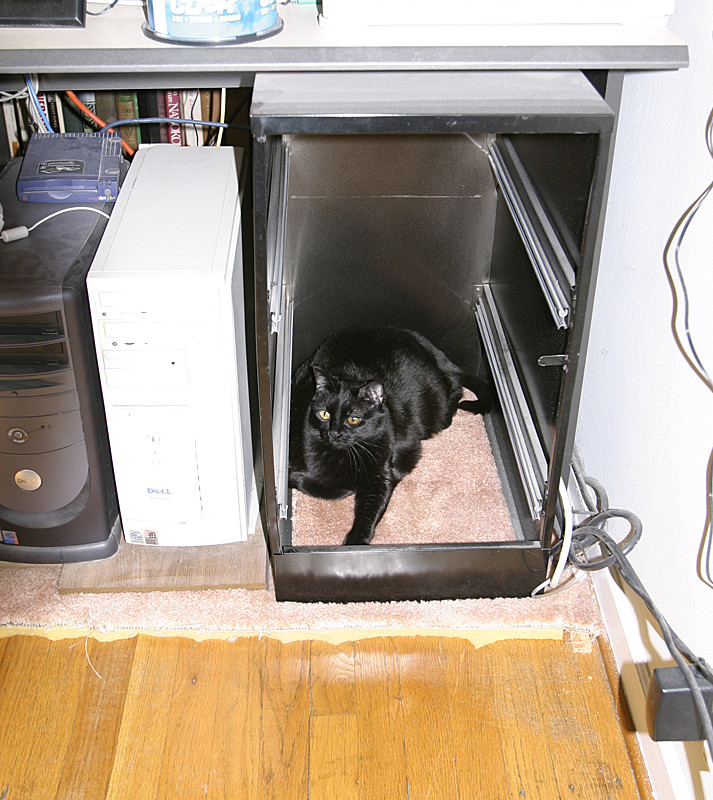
[458,375,493,416]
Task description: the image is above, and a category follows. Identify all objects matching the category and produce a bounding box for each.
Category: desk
[0,3,688,90]
[0,6,689,597]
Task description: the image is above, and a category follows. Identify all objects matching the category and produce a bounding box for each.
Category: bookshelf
[0,3,688,93]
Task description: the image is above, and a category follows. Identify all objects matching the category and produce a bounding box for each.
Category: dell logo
[147,487,171,495]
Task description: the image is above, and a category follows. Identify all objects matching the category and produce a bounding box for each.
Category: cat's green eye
[318,409,330,421]
[346,416,361,426]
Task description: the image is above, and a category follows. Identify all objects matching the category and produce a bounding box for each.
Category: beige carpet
[292,394,516,547]
[0,393,604,642]
[0,561,602,642]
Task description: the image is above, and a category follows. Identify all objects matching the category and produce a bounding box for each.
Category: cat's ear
[312,366,332,391]
[359,381,385,406]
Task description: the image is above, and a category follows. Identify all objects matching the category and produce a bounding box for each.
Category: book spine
[137,90,161,144]
[155,91,170,143]
[200,89,213,144]
[36,91,50,130]
[94,90,117,132]
[115,91,140,150]
[76,91,96,132]
[54,93,65,132]
[61,93,84,133]
[164,90,183,146]
[44,93,62,133]
[180,89,201,147]
[3,101,23,157]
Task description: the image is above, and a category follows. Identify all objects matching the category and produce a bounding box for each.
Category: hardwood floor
[0,633,650,800]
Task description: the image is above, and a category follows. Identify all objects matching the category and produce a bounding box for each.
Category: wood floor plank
[0,632,652,800]
[565,640,643,798]
[486,638,643,799]
[353,637,409,800]
[3,638,88,800]
[310,640,356,716]
[598,636,655,800]
[485,639,563,797]
[258,638,310,800]
[105,635,181,800]
[207,637,266,800]
[309,714,359,800]
[398,637,461,800]
[55,637,138,800]
[0,637,55,797]
[443,636,508,800]
[514,638,596,799]
[157,639,224,800]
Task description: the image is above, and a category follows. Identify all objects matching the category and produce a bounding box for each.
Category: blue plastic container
[145,0,282,44]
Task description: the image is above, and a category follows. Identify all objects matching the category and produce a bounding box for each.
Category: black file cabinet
[250,70,616,602]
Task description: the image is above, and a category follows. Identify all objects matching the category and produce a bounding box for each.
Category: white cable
[550,477,574,588]
[27,207,110,232]
[24,73,52,133]
[1,206,110,243]
[530,478,574,596]
[1,87,30,103]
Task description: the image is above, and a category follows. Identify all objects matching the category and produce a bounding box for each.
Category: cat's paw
[342,528,373,546]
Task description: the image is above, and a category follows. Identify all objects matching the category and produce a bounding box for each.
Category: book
[155,91,170,143]
[115,91,141,151]
[2,100,29,158]
[61,93,84,133]
[164,90,183,146]
[94,90,118,131]
[76,91,96,132]
[36,92,49,129]
[200,89,221,144]
[180,89,201,147]
[43,92,65,133]
[137,90,162,144]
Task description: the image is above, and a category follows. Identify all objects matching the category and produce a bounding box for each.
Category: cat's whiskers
[345,441,382,483]
[352,440,380,464]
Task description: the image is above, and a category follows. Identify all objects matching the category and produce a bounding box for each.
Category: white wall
[576,1,713,796]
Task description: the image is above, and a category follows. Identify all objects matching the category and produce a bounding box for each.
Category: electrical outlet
[646,665,713,741]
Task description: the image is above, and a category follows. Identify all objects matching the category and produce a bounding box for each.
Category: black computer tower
[0,159,119,562]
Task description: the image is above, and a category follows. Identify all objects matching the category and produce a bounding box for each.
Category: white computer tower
[87,145,257,547]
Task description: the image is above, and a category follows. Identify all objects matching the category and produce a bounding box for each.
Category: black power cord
[556,477,713,758]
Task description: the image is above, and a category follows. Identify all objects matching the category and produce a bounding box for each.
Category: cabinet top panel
[0,4,687,90]
[250,71,616,136]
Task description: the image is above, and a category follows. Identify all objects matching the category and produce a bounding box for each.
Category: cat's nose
[328,429,342,441]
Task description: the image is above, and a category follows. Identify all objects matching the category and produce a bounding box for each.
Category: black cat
[289,326,491,545]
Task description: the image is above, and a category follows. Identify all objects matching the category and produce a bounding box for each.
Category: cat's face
[309,367,387,450]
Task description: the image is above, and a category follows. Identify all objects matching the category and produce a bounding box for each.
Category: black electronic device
[0,0,85,27]
[17,133,122,203]
[0,159,119,563]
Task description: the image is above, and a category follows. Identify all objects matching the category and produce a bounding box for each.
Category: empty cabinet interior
[251,71,615,602]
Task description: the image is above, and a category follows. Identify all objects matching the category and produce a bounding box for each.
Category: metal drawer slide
[272,288,293,519]
[475,284,548,520]
[489,137,575,329]
[266,141,290,334]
